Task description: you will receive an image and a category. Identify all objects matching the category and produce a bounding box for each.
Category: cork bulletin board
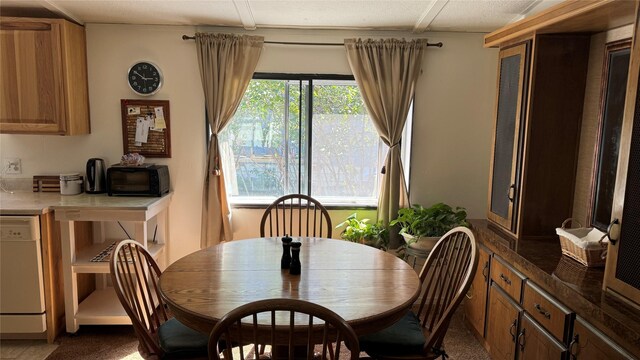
[120,99,171,158]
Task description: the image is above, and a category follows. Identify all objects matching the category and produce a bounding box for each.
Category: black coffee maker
[85,158,106,193]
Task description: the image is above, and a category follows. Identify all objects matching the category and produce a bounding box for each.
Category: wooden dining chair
[260,194,332,238]
[110,240,208,359]
[207,298,359,360]
[358,227,478,360]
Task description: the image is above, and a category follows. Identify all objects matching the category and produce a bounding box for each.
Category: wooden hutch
[465,1,640,359]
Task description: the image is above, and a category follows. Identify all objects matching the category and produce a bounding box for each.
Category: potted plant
[390,202,469,252]
[336,213,389,250]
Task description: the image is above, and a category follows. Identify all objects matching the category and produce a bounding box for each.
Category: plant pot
[361,237,385,250]
[401,233,440,253]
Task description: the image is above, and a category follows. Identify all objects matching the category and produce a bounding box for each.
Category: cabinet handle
[507,184,516,202]
[600,218,620,245]
[569,334,579,360]
[534,303,551,319]
[509,319,517,343]
[517,328,526,352]
[482,261,489,282]
[500,273,512,285]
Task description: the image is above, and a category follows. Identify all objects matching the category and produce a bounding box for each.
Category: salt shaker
[281,234,293,269]
[289,241,302,275]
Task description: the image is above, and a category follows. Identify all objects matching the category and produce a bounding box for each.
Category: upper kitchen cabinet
[0,17,90,135]
[484,0,637,240]
[487,34,590,239]
[603,2,640,309]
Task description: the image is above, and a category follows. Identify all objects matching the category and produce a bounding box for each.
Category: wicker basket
[555,218,607,267]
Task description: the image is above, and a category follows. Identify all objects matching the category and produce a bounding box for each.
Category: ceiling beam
[232,0,257,30]
[38,0,84,25]
[413,0,449,33]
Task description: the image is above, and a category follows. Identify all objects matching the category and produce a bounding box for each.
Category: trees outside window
[219,75,390,206]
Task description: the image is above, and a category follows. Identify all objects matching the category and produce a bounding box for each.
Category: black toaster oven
[106,164,170,196]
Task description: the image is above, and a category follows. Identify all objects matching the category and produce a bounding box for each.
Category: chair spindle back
[110,239,168,357]
[414,227,478,353]
[208,299,359,360]
[260,194,332,238]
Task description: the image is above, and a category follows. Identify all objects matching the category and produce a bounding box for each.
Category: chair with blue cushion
[359,227,478,360]
[110,240,208,359]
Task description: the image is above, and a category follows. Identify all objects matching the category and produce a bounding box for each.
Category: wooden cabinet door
[464,246,490,338]
[486,282,521,360]
[487,42,529,233]
[603,2,640,308]
[0,17,89,135]
[0,19,66,133]
[517,313,567,360]
[570,317,635,360]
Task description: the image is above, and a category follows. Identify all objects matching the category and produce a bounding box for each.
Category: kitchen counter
[0,191,60,214]
[470,219,640,357]
[0,190,173,339]
[0,191,172,215]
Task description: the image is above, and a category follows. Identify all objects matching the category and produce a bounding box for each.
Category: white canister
[60,173,83,195]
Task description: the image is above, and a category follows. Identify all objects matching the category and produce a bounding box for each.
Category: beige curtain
[196,33,263,248]
[344,38,427,249]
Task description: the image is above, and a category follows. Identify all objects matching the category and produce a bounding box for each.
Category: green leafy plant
[390,202,469,238]
[336,213,389,250]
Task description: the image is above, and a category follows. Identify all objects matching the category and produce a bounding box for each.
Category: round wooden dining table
[159,237,421,335]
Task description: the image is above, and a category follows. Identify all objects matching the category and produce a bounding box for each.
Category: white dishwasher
[0,215,47,336]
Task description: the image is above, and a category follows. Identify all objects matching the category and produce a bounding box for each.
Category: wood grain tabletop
[159,237,421,335]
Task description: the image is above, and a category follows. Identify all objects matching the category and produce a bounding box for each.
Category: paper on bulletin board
[135,116,153,145]
[127,106,141,115]
[152,107,167,130]
[134,116,149,146]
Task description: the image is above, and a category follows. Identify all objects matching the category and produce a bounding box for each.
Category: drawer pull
[509,319,517,342]
[534,303,551,319]
[482,261,489,281]
[507,184,516,202]
[499,273,512,285]
[517,328,526,352]
[569,334,579,360]
[602,218,620,245]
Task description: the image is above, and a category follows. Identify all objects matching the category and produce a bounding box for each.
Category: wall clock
[127,61,163,96]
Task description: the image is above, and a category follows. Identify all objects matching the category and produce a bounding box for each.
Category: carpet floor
[44,309,489,360]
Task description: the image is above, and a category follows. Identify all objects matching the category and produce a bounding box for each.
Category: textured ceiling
[0,0,563,33]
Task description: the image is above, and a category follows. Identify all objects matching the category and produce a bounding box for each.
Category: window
[591,41,631,230]
[219,74,400,206]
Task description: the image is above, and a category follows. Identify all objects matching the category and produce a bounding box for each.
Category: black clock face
[127,62,162,95]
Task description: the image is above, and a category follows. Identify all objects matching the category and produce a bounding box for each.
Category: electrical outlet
[4,158,22,174]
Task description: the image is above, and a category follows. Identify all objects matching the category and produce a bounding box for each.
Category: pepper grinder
[289,241,302,275]
[281,234,293,269]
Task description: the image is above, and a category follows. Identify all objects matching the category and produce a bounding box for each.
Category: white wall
[211,27,498,240]
[0,24,497,262]
[410,32,497,216]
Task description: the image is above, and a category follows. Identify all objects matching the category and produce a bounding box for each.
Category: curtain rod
[181,35,443,47]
